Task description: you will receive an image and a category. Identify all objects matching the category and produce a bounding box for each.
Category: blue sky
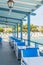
[23,5,43,26]
[31,5,43,26]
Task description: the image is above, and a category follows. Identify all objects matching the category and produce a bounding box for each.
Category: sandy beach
[30,32,43,39]
[17,32,43,39]
[0,32,43,41]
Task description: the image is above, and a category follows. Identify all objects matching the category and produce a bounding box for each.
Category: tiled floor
[0,42,21,65]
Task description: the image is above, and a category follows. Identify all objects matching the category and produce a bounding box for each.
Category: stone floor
[0,42,21,65]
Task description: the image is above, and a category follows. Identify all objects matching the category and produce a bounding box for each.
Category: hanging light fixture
[7,0,14,8]
[7,0,14,15]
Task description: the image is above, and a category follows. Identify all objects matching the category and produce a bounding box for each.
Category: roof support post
[35,43,39,48]
[13,25,16,37]
[27,14,30,46]
[20,21,23,40]
[17,23,18,38]
[14,26,16,33]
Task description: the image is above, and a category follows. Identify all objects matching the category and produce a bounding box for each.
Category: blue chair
[15,41,25,60]
[22,48,38,57]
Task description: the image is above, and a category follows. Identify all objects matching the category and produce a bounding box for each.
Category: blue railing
[9,36,43,48]
[20,39,43,48]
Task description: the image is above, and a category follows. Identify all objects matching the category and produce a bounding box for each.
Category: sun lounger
[21,48,43,65]
[15,41,26,60]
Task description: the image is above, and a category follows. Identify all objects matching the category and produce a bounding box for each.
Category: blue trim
[0,16,21,21]
[27,14,30,46]
[0,7,30,15]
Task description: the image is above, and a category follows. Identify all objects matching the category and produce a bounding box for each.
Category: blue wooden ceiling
[0,0,43,25]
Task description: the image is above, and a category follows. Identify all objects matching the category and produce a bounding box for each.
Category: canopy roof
[0,0,43,24]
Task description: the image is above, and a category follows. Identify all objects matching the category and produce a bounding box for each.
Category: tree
[40,26,43,33]
[30,24,38,32]
[0,28,4,32]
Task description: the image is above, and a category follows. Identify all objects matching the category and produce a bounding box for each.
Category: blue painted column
[27,14,30,46]
[17,23,18,38]
[35,43,39,48]
[20,21,23,40]
[13,25,16,33]
[14,25,17,37]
